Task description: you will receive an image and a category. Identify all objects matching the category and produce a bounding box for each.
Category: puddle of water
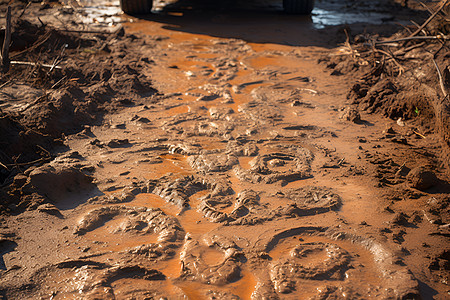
[166,105,190,115]
[130,193,180,215]
[311,7,395,29]
[179,208,219,237]
[201,248,225,266]
[230,269,258,300]
[133,193,218,238]
[144,153,192,180]
[83,216,158,252]
[239,156,254,170]
[161,254,183,279]
[269,236,327,263]
[175,281,206,299]
[189,245,225,266]
[172,268,257,300]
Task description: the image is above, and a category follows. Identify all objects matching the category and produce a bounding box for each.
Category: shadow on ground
[126,0,424,47]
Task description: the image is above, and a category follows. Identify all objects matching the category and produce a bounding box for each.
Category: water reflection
[75,0,400,31]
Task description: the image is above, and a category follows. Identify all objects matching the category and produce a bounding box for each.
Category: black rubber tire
[283,0,314,14]
[120,0,153,15]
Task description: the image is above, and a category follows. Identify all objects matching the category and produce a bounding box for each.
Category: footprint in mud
[74,206,184,258]
[273,186,342,216]
[179,234,243,286]
[199,186,341,225]
[27,261,176,299]
[187,138,260,174]
[269,242,352,293]
[146,174,265,224]
[198,189,262,224]
[149,175,232,212]
[253,227,420,299]
[234,143,314,185]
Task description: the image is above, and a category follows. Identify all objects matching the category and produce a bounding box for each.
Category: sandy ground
[0,0,449,299]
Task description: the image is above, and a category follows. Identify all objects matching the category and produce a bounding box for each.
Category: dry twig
[10,61,62,69]
[375,34,449,45]
[409,0,449,38]
[19,1,32,19]
[432,57,448,97]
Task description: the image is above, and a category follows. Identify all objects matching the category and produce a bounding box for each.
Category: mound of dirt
[0,15,157,213]
[321,1,450,171]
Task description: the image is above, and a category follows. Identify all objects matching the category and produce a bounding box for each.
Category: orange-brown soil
[0,1,448,299]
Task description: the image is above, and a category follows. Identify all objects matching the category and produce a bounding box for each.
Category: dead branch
[432,57,448,97]
[0,161,8,170]
[375,34,449,45]
[6,156,51,168]
[50,76,67,89]
[49,44,67,73]
[409,0,449,38]
[1,6,12,72]
[10,61,62,69]
[0,80,11,89]
[19,1,32,19]
[393,42,427,56]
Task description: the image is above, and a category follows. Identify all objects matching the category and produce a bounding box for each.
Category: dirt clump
[406,165,439,190]
[323,1,450,170]
[0,9,156,213]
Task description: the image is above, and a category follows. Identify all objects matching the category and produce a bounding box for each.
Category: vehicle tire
[120,0,153,15]
[283,0,314,14]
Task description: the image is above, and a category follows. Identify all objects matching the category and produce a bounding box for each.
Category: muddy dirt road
[0,0,449,299]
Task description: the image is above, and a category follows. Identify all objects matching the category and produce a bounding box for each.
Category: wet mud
[0,0,449,299]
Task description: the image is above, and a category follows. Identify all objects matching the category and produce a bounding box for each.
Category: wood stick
[19,1,32,19]
[413,130,426,139]
[5,156,50,168]
[0,161,8,170]
[409,0,449,38]
[418,0,436,14]
[1,6,12,72]
[375,34,449,45]
[432,57,448,97]
[10,61,62,69]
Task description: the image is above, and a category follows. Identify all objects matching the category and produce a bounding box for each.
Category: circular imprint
[27,261,174,299]
[198,189,265,225]
[270,242,351,293]
[180,234,242,286]
[263,228,420,298]
[74,206,185,258]
[234,144,313,184]
[279,186,342,215]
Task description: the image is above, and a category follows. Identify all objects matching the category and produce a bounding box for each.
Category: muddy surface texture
[0,0,449,299]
